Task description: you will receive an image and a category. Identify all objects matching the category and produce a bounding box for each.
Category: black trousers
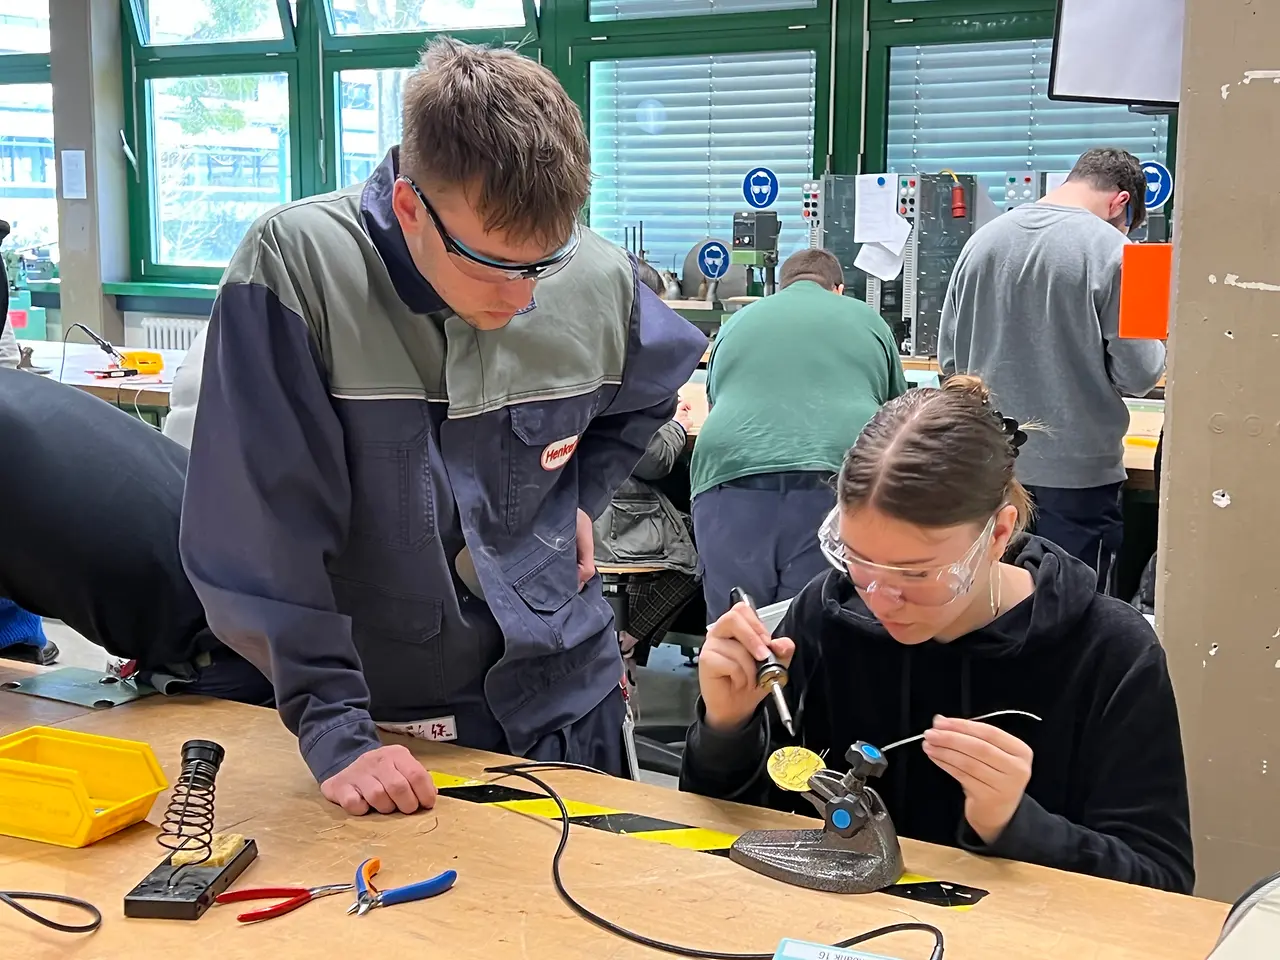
[692,471,835,622]
[1026,482,1125,594]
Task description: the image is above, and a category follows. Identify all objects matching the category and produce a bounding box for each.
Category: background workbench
[678,381,1163,489]
[0,674,1226,960]
[19,340,179,418]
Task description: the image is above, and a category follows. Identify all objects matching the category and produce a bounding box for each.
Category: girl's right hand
[698,601,796,732]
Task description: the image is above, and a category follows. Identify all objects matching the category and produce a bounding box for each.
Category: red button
[900,206,907,214]
[909,179,916,187]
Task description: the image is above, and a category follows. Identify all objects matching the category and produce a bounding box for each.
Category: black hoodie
[680,536,1194,894]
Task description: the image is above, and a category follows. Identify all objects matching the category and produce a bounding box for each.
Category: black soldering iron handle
[730,587,784,671]
[731,586,797,736]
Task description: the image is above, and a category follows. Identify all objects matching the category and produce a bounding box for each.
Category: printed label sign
[377,717,458,743]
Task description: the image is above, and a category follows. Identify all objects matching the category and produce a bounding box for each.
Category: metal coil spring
[158,758,219,868]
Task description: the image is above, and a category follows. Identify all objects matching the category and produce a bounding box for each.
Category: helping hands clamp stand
[729,742,905,895]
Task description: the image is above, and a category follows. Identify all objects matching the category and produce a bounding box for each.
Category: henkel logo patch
[541,435,580,471]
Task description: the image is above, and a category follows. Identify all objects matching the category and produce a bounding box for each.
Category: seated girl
[679,375,1193,894]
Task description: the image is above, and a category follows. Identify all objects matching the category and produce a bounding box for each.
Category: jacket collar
[360,147,448,315]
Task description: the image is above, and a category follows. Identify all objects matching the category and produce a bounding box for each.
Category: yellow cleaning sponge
[171,833,245,867]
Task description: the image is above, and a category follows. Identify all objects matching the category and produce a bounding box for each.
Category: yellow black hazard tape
[430,771,989,911]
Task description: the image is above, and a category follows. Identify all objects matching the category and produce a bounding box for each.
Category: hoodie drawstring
[895,650,912,818]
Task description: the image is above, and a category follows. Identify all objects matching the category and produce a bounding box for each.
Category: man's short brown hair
[1067,147,1148,232]
[779,248,844,291]
[401,38,591,248]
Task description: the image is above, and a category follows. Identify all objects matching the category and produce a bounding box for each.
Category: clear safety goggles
[400,175,579,283]
[818,508,999,607]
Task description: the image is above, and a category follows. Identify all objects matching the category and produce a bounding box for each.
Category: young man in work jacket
[179,39,707,817]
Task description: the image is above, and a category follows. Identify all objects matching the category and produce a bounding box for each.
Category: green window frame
[122,0,544,283]
[123,0,297,58]
[118,0,1173,286]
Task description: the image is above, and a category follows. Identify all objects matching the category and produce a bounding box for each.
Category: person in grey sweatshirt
[939,148,1166,593]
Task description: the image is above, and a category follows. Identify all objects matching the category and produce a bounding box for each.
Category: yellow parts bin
[0,726,168,848]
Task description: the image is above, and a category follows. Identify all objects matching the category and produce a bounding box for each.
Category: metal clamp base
[729,821,905,895]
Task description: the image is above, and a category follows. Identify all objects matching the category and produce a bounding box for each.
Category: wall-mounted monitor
[1049,0,1185,108]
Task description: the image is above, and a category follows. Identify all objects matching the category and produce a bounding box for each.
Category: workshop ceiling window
[589,0,815,23]
[326,0,528,34]
[146,73,292,268]
[131,0,290,47]
[589,50,817,275]
[886,39,1169,207]
[0,0,50,55]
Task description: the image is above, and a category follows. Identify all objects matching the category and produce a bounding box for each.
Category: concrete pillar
[49,0,129,340]
[1159,0,1280,903]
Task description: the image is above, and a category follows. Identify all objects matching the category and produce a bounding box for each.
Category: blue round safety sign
[742,167,780,209]
[696,240,731,280]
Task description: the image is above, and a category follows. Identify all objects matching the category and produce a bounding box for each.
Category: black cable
[0,891,102,934]
[484,761,944,960]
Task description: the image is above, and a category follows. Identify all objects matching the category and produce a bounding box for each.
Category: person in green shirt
[690,248,908,620]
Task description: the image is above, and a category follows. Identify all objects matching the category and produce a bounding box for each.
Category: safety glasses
[818,509,1000,607]
[399,175,579,283]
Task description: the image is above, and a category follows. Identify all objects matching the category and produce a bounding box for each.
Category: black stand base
[123,838,258,920]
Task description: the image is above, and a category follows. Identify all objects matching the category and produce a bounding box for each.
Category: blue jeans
[692,471,836,622]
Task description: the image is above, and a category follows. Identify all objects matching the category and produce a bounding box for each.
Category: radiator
[140,317,206,352]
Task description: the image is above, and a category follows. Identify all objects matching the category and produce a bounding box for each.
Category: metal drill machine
[730,210,781,296]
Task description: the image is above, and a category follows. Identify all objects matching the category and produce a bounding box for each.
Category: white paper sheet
[1045,171,1070,194]
[880,214,913,257]
[854,241,906,282]
[61,150,88,200]
[853,175,900,244]
[975,187,1001,228]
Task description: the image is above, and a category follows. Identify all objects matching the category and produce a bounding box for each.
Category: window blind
[589,50,817,274]
[887,39,1169,205]
[589,0,814,23]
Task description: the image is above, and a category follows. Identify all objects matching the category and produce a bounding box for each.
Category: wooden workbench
[0,675,1226,960]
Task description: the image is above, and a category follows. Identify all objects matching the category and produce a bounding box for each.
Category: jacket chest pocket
[505,398,595,533]
[339,401,437,552]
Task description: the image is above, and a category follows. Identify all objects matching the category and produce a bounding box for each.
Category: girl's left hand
[923,716,1033,844]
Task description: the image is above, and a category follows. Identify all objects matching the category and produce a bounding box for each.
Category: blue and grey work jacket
[179,150,707,783]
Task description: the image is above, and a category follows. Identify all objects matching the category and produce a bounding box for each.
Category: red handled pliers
[346,857,457,917]
[215,882,354,923]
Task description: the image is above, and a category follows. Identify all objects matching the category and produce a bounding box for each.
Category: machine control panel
[1004,172,1040,210]
[897,176,918,217]
[732,210,780,254]
[802,181,823,248]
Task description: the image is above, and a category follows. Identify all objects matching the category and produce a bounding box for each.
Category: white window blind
[887,39,1169,205]
[589,51,817,274]
[589,0,814,23]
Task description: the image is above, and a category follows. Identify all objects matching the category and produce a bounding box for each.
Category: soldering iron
[729,587,796,736]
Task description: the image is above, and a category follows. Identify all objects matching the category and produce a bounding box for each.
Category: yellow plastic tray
[0,726,168,848]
